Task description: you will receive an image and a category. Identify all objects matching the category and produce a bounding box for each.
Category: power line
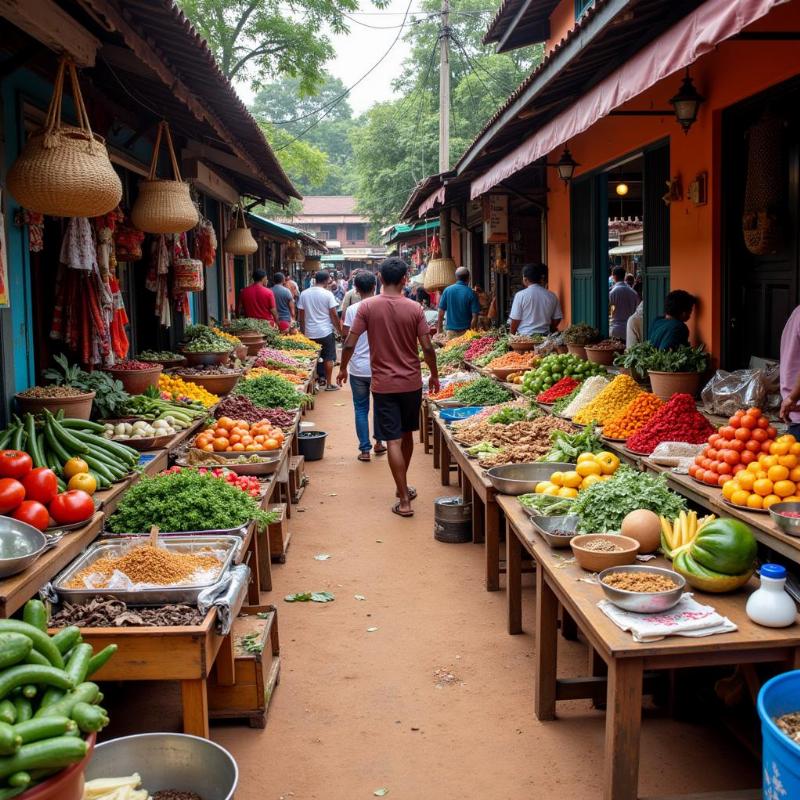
[451,32,517,97]
[341,11,432,30]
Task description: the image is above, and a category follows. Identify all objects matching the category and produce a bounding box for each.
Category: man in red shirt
[237,269,278,326]
[338,257,440,517]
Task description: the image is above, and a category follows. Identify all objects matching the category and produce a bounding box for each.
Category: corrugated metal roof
[247,212,327,250]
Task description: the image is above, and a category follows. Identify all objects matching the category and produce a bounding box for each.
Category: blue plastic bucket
[757,670,800,798]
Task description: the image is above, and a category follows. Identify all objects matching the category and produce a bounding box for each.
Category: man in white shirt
[297,270,342,390]
[342,271,385,461]
[509,263,563,335]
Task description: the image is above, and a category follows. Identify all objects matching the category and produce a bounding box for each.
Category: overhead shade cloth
[470,0,788,199]
[418,186,446,217]
[609,243,643,256]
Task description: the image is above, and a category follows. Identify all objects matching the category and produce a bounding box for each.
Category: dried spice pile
[560,376,610,417]
[67,545,221,588]
[626,393,715,454]
[601,392,663,439]
[50,597,206,627]
[602,572,677,592]
[573,374,642,425]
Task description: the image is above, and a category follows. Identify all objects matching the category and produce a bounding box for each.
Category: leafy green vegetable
[182,325,233,353]
[518,494,575,516]
[108,470,275,533]
[43,354,130,418]
[562,323,600,346]
[234,374,309,409]
[453,377,512,406]
[571,466,686,532]
[284,591,335,603]
[467,441,503,456]
[614,342,709,374]
[539,424,604,462]
[487,406,540,425]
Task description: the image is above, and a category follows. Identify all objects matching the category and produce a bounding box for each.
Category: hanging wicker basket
[302,258,320,273]
[424,257,456,292]
[131,121,199,234]
[224,205,258,255]
[6,57,122,218]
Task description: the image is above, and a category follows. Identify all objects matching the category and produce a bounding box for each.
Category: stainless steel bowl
[769,502,800,537]
[0,517,58,578]
[530,514,580,548]
[486,462,574,495]
[598,565,685,613]
[84,733,238,800]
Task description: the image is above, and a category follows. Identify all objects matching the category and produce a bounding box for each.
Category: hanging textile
[20,210,44,253]
[193,216,217,267]
[94,208,129,360]
[114,211,145,262]
[146,234,172,328]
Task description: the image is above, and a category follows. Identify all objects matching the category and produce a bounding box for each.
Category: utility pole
[438,0,452,260]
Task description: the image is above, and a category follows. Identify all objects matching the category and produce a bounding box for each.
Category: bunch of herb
[571,466,686,532]
[563,323,600,346]
[275,335,316,351]
[453,377,512,406]
[182,326,233,353]
[436,344,469,367]
[43,354,130,418]
[538,424,603,462]
[474,341,509,367]
[551,386,581,415]
[614,342,709,375]
[518,494,575,516]
[487,406,539,425]
[234,373,309,409]
[107,470,276,533]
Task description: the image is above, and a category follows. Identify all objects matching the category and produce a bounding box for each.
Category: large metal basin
[0,517,58,578]
[486,462,574,495]
[84,733,238,800]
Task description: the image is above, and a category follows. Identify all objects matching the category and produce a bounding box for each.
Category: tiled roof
[300,196,358,215]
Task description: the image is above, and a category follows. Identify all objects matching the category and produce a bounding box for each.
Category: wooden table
[432,413,504,591]
[498,493,799,800]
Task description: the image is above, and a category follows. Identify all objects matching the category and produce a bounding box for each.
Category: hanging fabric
[7,57,122,217]
[194,216,218,266]
[114,210,145,262]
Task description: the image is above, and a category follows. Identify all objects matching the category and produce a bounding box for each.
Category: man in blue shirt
[437,267,480,337]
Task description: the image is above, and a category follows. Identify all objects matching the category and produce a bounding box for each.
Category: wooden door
[642,142,670,335]
[722,78,800,368]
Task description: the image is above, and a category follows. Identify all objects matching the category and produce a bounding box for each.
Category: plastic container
[746,564,798,627]
[298,430,327,461]
[758,671,800,798]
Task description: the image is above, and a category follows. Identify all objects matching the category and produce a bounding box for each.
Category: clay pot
[647,370,703,401]
[177,371,242,395]
[182,350,232,367]
[584,346,618,366]
[566,343,587,359]
[106,365,163,395]
[15,391,95,420]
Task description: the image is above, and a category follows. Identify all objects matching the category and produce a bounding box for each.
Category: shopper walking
[341,271,386,461]
[609,265,640,339]
[337,257,440,517]
[285,275,300,301]
[237,269,279,327]
[437,267,480,337]
[509,263,562,335]
[298,270,342,390]
[271,272,295,332]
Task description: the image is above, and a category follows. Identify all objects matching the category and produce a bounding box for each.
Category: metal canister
[433,496,472,543]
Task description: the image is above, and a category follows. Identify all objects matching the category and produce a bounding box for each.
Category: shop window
[346,224,365,242]
[575,0,594,19]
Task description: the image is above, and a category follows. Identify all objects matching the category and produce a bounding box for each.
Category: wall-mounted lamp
[615,182,629,196]
[548,146,579,185]
[670,69,705,134]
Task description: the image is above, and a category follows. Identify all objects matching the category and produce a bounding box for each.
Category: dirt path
[213,386,758,799]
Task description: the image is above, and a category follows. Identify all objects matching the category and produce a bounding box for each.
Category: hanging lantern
[224,205,258,255]
[670,69,705,134]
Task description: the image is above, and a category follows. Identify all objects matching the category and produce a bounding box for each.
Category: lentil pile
[601,392,663,439]
[18,385,85,398]
[581,539,623,553]
[67,545,221,589]
[602,572,678,592]
[213,394,296,427]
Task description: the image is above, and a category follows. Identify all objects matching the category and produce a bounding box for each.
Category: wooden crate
[208,605,280,728]
[267,503,291,564]
[289,455,307,502]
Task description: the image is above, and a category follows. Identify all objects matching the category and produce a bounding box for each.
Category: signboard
[482,194,509,244]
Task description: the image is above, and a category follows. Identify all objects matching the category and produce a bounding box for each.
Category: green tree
[179,0,384,93]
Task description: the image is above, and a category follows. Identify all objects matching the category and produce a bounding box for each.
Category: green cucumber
[0,430,12,450]
[35,683,99,719]
[7,772,29,789]
[0,636,32,670]
[41,443,61,474]
[11,700,30,726]
[57,419,105,433]
[23,416,44,469]
[42,421,71,464]
[70,702,107,733]
[70,431,137,463]
[80,447,125,472]
[88,470,110,490]
[0,736,88,779]
[0,723,20,757]
[35,689,64,710]
[21,602,47,634]
[45,415,86,454]
[0,703,14,726]
[9,426,24,452]
[81,457,116,483]
[0,786,25,799]
[64,644,93,686]
[50,628,80,656]
[85,645,117,678]
[22,651,49,668]
[0,667,72,701]
[0,623,62,669]
[12,717,74,744]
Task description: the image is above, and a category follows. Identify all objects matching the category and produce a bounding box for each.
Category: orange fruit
[736,472,756,492]
[768,465,790,482]
[217,416,234,430]
[730,489,750,506]
[747,462,762,475]
[779,454,798,469]
[774,480,796,498]
[771,442,790,456]
[746,494,764,510]
[212,437,229,452]
[791,443,800,456]
[722,480,737,500]
[761,455,779,469]
[757,470,769,480]
[790,467,800,483]
[763,494,782,509]
[753,478,774,497]
[562,471,582,489]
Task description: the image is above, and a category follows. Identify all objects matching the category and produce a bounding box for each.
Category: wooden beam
[0,0,100,66]
[77,0,288,203]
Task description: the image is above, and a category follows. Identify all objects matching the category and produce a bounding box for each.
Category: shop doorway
[722,77,800,368]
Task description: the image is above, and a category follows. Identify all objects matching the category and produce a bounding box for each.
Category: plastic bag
[701,369,766,416]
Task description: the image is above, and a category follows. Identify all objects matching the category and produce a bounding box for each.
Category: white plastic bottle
[745,564,798,628]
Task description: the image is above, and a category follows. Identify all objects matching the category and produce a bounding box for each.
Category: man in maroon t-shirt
[338,257,440,517]
[238,269,279,326]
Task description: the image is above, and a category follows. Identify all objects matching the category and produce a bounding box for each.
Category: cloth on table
[598,594,737,642]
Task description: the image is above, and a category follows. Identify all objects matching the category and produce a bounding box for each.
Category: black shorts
[372,390,422,441]
[313,333,337,362]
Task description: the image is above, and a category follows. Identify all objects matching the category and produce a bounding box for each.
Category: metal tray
[102,524,250,539]
[52,535,241,606]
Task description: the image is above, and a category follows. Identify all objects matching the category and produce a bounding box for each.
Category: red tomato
[688,464,699,478]
[706,448,719,461]
[704,471,720,485]
[694,469,706,482]
[708,434,721,447]
[717,474,728,487]
[762,440,773,453]
[21,468,58,505]
[733,464,746,474]
[0,478,25,514]
[741,450,756,465]
[694,454,705,466]
[0,451,32,480]
[747,407,762,417]
[757,416,769,430]
[729,415,742,427]
[735,428,751,442]
[723,450,740,465]
[728,439,745,453]
[718,463,732,475]
[11,500,49,531]
[745,440,762,453]
[752,428,768,443]
[720,426,736,440]
[740,414,757,430]
[48,490,94,526]
[767,426,778,440]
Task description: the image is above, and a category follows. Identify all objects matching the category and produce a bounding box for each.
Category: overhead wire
[450,31,518,97]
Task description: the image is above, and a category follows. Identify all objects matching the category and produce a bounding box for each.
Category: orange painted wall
[542,1,800,361]
[547,0,575,52]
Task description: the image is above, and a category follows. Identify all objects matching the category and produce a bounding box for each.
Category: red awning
[418,186,446,217]
[470,0,788,199]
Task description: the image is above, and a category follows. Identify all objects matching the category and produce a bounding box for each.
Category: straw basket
[131,121,198,234]
[6,58,122,218]
[302,258,320,273]
[225,206,258,255]
[424,257,456,292]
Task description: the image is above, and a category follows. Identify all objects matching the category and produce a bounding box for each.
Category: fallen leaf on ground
[354,594,366,601]
[284,592,335,603]
[374,789,389,796]
[314,554,331,560]
[375,539,383,543]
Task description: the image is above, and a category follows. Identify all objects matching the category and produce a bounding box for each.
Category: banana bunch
[660,511,716,559]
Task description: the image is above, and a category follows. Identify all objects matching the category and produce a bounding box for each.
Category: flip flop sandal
[392,502,414,518]
[373,445,387,455]
[395,487,418,501]
[324,385,341,391]
[358,452,371,462]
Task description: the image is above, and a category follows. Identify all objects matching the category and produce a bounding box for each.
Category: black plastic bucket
[298,430,327,461]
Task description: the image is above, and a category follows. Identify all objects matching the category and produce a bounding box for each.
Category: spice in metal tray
[602,572,677,592]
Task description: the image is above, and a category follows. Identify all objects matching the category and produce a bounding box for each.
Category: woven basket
[6,58,122,217]
[302,258,320,273]
[424,257,456,291]
[225,206,258,255]
[131,121,198,234]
